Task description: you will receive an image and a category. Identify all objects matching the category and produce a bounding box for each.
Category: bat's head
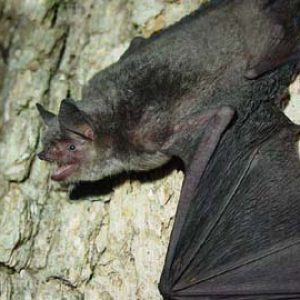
[36,99,103,183]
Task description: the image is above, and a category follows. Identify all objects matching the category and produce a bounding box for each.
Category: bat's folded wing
[159,109,300,299]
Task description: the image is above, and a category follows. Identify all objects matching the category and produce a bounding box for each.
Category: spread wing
[159,106,300,299]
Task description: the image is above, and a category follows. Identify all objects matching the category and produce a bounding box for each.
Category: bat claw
[244,68,259,80]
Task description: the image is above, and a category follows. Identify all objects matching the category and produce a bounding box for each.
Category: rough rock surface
[0,0,299,299]
[0,1,205,299]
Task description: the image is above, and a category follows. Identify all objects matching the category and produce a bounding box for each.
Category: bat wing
[159,107,300,299]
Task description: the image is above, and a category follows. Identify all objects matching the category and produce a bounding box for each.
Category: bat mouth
[51,163,78,181]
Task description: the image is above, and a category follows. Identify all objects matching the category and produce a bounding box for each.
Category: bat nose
[37,151,47,161]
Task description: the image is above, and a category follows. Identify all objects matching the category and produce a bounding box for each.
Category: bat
[36,0,300,183]
[36,0,300,298]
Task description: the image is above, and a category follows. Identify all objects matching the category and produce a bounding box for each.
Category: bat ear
[58,98,95,141]
[36,103,56,126]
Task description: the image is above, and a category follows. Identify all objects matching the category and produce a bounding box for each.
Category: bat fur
[37,0,300,184]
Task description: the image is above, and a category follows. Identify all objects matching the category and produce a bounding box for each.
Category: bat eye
[69,144,76,151]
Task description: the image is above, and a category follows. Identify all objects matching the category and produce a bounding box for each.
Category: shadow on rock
[69,158,183,201]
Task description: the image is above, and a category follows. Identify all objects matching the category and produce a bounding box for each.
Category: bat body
[36,0,300,298]
[37,0,300,183]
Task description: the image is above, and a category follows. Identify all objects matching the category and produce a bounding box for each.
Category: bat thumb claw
[244,68,259,80]
[217,106,235,117]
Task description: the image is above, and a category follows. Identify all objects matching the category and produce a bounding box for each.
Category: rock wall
[0,1,205,299]
[0,0,299,299]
